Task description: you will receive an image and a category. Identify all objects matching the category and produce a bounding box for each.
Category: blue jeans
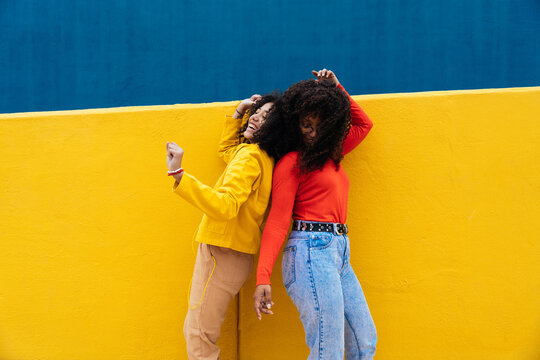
[282,228,377,360]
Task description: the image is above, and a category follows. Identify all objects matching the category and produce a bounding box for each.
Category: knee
[360,327,377,355]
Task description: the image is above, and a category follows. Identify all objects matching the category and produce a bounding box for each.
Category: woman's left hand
[253,284,274,320]
[312,68,340,87]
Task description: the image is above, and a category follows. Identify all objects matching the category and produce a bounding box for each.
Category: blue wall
[1,0,539,113]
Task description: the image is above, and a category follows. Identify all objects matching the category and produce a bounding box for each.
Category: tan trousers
[183,243,253,360]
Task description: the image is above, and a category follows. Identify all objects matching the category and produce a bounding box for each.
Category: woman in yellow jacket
[165,93,280,360]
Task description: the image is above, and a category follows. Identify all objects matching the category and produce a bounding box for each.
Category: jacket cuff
[172,171,193,196]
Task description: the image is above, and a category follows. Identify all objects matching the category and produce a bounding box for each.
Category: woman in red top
[253,70,377,359]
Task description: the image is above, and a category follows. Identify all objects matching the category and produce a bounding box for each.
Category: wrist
[234,109,243,118]
[172,171,184,183]
[234,106,246,118]
[168,167,184,176]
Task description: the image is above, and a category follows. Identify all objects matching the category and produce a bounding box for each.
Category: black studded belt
[292,220,349,235]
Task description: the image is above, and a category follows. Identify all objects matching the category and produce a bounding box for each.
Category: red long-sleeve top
[256,84,373,285]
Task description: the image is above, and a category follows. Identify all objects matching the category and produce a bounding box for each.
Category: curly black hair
[256,79,351,173]
[237,92,280,145]
[252,95,296,161]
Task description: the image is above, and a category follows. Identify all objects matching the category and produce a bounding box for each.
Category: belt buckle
[334,223,344,235]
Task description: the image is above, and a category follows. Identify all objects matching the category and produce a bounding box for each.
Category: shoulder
[274,151,300,177]
[229,144,267,170]
[234,143,271,161]
[277,151,299,167]
[233,143,258,157]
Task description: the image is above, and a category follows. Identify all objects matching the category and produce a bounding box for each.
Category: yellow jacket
[173,111,274,254]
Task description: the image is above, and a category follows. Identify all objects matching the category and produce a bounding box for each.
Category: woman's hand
[253,284,274,320]
[166,141,184,182]
[312,68,340,87]
[234,94,262,119]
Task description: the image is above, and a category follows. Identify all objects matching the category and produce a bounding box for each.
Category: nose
[250,114,261,125]
[305,128,316,139]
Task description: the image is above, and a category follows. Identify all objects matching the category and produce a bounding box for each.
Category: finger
[169,143,182,152]
[265,289,272,305]
[262,300,274,312]
[322,68,328,77]
[254,297,262,320]
[255,305,262,320]
[260,299,273,313]
[311,70,318,78]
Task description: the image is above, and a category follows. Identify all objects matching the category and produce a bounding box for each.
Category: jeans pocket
[310,233,334,250]
[282,246,296,289]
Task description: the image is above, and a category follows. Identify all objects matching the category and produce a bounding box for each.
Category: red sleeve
[338,84,373,155]
[256,153,300,285]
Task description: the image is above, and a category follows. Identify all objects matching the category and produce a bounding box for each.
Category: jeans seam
[283,246,297,289]
[307,248,323,359]
[339,235,349,274]
[345,314,360,358]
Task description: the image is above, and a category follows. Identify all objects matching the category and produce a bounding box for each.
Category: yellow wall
[1,87,539,360]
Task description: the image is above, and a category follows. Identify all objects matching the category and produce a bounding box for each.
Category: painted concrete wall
[1,87,539,359]
[2,0,540,113]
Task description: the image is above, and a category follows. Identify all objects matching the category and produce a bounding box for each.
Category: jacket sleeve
[173,147,261,220]
[217,109,249,164]
[339,84,374,155]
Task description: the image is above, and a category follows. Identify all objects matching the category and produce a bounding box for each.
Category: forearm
[339,85,373,154]
[173,172,241,220]
[256,224,290,285]
[174,149,260,220]
[233,102,249,119]
[338,84,372,128]
[218,100,254,161]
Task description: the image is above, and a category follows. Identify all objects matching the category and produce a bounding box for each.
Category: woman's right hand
[312,68,340,87]
[253,284,274,320]
[234,94,262,118]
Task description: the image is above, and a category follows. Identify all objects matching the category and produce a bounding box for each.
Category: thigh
[187,244,253,343]
[188,243,214,307]
[210,244,253,286]
[286,232,346,360]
